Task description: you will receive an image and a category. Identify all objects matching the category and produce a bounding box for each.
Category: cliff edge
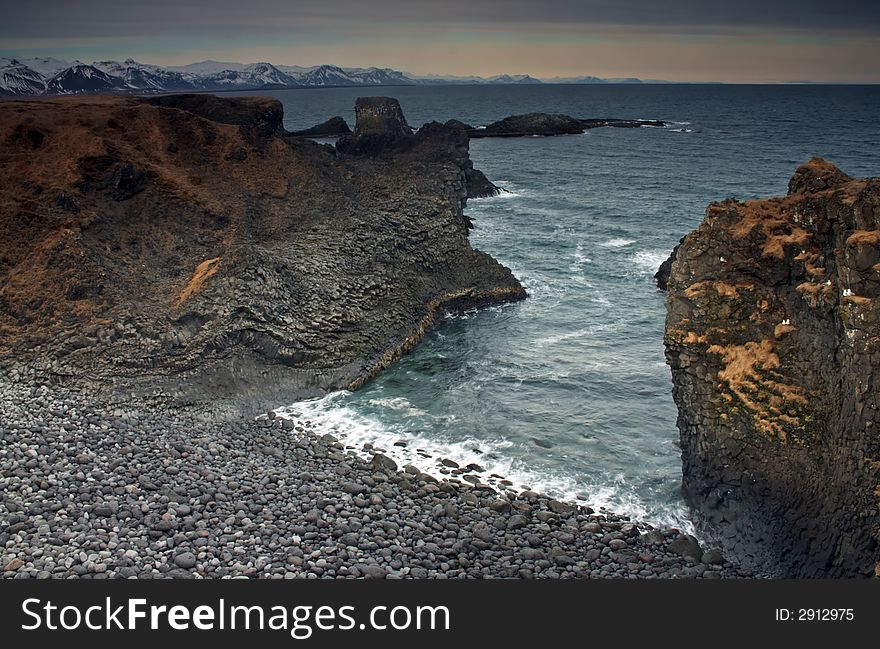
[664,158,879,577]
[0,95,524,408]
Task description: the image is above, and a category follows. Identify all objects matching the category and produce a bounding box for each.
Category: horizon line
[2,54,879,86]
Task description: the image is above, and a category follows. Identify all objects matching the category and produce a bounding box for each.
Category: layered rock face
[0,95,524,408]
[664,158,879,577]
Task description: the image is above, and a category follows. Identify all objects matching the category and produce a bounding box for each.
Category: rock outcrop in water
[654,237,683,291]
[466,113,667,138]
[0,94,524,408]
[663,158,879,577]
[289,116,352,138]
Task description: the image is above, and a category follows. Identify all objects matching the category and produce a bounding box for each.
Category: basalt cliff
[664,158,879,577]
[0,94,524,408]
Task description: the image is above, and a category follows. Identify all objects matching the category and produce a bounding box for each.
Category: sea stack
[352,95,413,137]
[663,158,879,577]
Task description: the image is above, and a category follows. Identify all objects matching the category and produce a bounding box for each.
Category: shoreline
[272,390,698,536]
[0,372,757,579]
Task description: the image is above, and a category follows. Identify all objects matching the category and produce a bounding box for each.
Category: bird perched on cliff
[843,288,854,297]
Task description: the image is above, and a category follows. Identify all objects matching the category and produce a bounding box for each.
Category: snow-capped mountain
[11,57,74,78]
[46,64,130,94]
[93,59,195,91]
[0,57,424,96]
[341,67,412,86]
[199,62,295,89]
[0,54,655,97]
[294,65,371,87]
[166,60,248,75]
[274,64,318,75]
[0,59,46,96]
[487,74,542,84]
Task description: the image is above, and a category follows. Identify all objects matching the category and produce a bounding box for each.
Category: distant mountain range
[0,56,664,96]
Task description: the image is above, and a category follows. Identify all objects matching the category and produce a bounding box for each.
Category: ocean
[232,84,880,531]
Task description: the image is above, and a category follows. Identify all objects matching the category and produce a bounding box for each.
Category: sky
[1,0,878,82]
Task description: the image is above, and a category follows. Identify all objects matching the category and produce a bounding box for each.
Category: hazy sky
[1,1,878,82]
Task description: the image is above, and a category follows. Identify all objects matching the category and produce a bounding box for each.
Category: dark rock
[359,564,388,579]
[141,94,284,137]
[655,237,684,290]
[472,112,585,138]
[336,96,412,155]
[93,504,115,517]
[172,552,197,569]
[664,157,880,578]
[472,522,493,542]
[289,116,351,138]
[342,482,367,495]
[507,515,529,530]
[352,96,411,137]
[547,499,576,516]
[668,537,703,561]
[702,549,724,565]
[370,453,397,473]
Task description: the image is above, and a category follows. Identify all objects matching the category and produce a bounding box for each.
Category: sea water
[232,84,880,530]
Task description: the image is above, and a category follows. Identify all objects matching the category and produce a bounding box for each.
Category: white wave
[366,396,428,417]
[631,250,669,276]
[571,244,592,266]
[567,244,593,280]
[468,184,526,201]
[600,238,635,248]
[533,318,626,350]
[577,478,695,534]
[441,300,515,322]
[590,293,612,307]
[534,325,603,347]
[270,392,693,531]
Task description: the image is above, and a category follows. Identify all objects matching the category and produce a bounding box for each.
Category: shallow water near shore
[256,84,880,530]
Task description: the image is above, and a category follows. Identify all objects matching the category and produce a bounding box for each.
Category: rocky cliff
[664,158,879,577]
[0,95,524,408]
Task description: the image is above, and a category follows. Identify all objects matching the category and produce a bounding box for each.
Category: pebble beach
[0,376,754,579]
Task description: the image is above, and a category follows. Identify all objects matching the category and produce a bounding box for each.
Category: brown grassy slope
[0,96,522,397]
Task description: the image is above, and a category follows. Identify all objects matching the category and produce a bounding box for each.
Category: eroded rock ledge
[0,94,524,409]
[664,158,879,577]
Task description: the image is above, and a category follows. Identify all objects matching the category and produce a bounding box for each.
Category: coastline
[0,371,752,579]
[3,90,875,579]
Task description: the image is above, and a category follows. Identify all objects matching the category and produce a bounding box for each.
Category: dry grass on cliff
[724,196,812,260]
[847,230,880,246]
[684,280,753,300]
[0,97,333,345]
[707,339,807,440]
[176,257,222,306]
